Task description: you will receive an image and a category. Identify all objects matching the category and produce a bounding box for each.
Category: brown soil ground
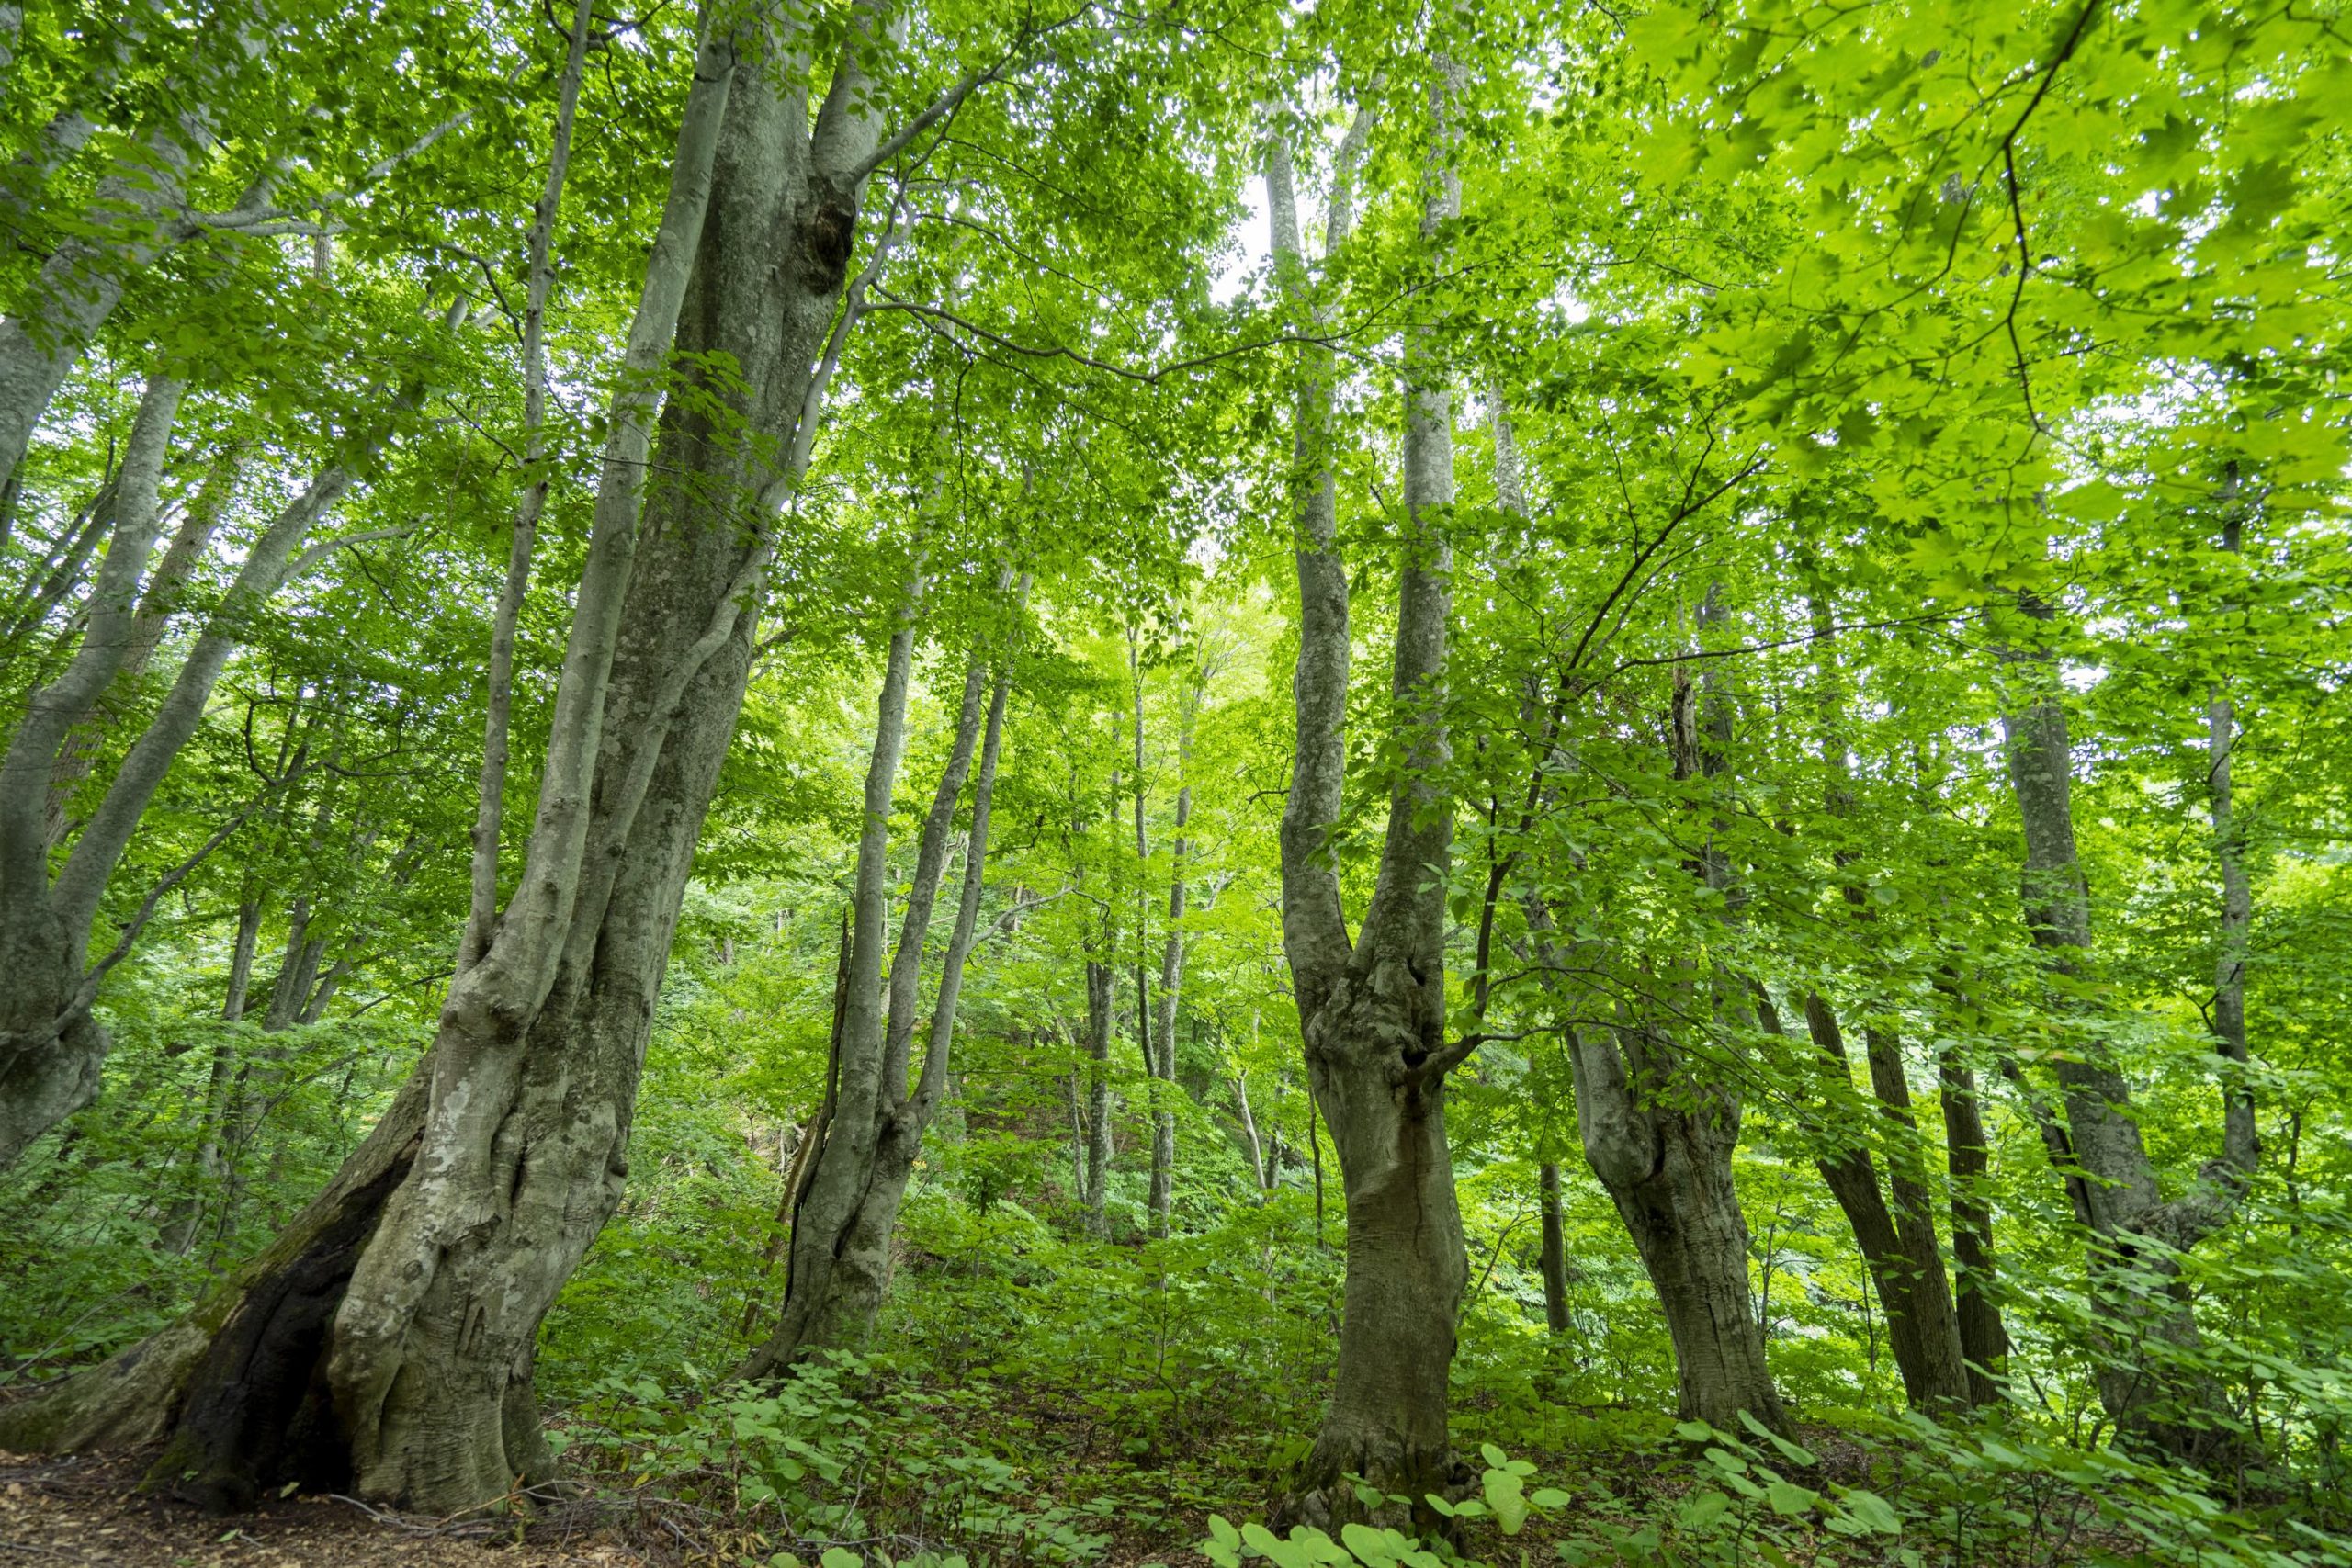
[0,1453,647,1567]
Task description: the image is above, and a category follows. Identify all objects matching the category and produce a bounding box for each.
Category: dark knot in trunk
[797,182,860,294]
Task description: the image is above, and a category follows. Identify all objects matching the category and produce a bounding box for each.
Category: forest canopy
[0,0,2346,1563]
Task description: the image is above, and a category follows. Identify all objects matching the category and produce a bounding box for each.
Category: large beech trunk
[0,4,917,1509]
[1569,1016,1785,1432]
[1266,79,1473,1531]
[2001,592,2256,1462]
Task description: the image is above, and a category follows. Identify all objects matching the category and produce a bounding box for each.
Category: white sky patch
[1214,175,1271,307]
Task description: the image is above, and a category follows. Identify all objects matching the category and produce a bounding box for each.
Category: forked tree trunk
[0,374,182,1167]
[1791,994,1970,1410]
[1526,649,1787,1435]
[0,359,430,1170]
[1266,76,1473,1532]
[740,588,1018,1375]
[0,3,921,1507]
[2000,591,2256,1462]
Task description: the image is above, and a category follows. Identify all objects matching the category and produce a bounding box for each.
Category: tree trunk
[461,0,594,973]
[2001,591,2256,1461]
[740,581,1018,1375]
[1267,78,1472,1531]
[0,8,804,1509]
[1570,1013,1785,1432]
[1148,660,1196,1237]
[1794,994,1970,1411]
[0,375,182,1168]
[1939,1053,2009,1405]
[1538,1160,1569,1336]
[1084,958,1114,1232]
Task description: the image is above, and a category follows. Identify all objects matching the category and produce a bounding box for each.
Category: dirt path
[0,1454,646,1567]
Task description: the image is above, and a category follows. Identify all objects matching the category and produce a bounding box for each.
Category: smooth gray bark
[461,0,595,973]
[2000,592,2257,1461]
[0,375,181,1167]
[1268,78,1472,1532]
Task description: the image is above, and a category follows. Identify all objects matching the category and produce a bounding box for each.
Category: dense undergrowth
[6,891,2347,1568]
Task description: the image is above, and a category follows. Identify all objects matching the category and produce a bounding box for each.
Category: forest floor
[0,1452,650,1567]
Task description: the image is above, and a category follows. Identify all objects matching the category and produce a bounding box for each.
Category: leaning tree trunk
[0,6,918,1509]
[1564,1008,1786,1432]
[0,362,426,1171]
[1791,994,1971,1411]
[2001,591,2256,1463]
[0,374,181,1167]
[1266,77,1475,1533]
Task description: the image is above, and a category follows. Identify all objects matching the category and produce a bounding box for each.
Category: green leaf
[1839,1489,1902,1535]
[1678,1488,1730,1530]
[1766,1481,1819,1517]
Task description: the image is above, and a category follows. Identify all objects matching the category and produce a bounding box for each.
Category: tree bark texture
[1267,80,1471,1531]
[0,4,905,1508]
[2001,596,2257,1461]
[741,586,1018,1375]
[1568,1010,1785,1432]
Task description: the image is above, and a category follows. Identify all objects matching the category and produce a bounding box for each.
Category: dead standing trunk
[1267,77,1473,1530]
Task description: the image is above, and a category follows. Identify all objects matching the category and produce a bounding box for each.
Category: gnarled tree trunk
[1266,77,1474,1532]
[0,3,923,1507]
